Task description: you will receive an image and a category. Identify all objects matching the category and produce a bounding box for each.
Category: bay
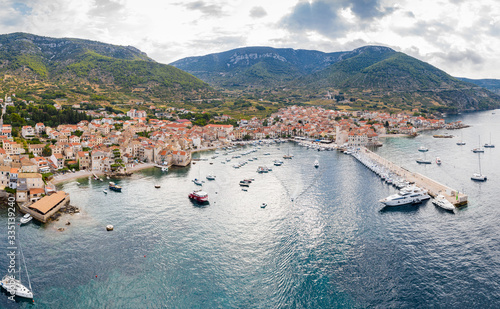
[1,109,499,308]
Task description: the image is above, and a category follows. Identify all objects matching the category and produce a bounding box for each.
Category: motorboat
[109,182,122,192]
[273,160,283,166]
[260,203,267,208]
[436,157,442,165]
[257,166,269,173]
[418,146,429,152]
[192,178,203,186]
[206,175,216,180]
[314,160,319,168]
[154,185,161,188]
[472,147,484,153]
[380,186,430,206]
[239,181,250,187]
[20,213,32,225]
[161,166,168,172]
[103,189,108,194]
[416,159,432,164]
[432,194,455,211]
[242,188,248,191]
[188,190,209,203]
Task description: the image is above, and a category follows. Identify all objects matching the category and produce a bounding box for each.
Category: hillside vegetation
[0,32,215,104]
[172,45,500,112]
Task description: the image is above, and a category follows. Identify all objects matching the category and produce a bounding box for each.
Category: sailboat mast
[478,153,482,175]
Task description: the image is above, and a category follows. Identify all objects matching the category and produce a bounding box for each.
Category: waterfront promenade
[358,147,468,206]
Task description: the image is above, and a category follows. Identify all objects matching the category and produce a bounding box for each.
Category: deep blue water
[1,109,499,308]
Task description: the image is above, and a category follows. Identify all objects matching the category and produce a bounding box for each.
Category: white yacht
[418,146,429,152]
[432,194,455,211]
[380,186,430,206]
[314,160,319,168]
[0,275,33,299]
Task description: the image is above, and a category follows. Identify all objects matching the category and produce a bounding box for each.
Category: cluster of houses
[232,106,450,147]
[0,104,455,203]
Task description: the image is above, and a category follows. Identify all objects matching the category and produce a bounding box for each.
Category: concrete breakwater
[353,147,468,206]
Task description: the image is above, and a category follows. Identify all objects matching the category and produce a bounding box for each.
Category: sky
[1,0,500,79]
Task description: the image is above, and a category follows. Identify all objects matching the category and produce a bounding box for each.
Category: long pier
[355,147,468,206]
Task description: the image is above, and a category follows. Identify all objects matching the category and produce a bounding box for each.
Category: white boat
[206,175,216,180]
[0,241,33,299]
[471,151,487,181]
[154,185,161,188]
[435,157,442,165]
[380,186,430,206]
[416,159,432,164]
[472,135,485,153]
[314,160,319,168]
[20,213,32,225]
[161,166,169,172]
[432,194,455,211]
[418,146,428,152]
[260,203,267,208]
[192,178,203,186]
[484,133,495,148]
[457,132,466,145]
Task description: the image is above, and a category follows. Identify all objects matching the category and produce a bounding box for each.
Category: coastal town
[0,94,466,222]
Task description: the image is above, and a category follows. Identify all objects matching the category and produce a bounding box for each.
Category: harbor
[353,146,468,206]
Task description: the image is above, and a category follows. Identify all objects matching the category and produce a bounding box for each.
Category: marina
[353,147,468,206]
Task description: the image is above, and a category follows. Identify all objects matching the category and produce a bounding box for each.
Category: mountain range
[0,32,498,113]
[171,46,500,112]
[0,32,214,103]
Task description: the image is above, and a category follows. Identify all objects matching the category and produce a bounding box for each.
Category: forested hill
[0,33,215,103]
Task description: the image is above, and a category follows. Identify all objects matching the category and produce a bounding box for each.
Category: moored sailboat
[471,150,487,182]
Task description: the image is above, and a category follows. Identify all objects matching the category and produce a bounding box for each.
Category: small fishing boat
[109,182,122,192]
[20,213,32,225]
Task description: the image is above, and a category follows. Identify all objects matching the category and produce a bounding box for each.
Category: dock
[355,147,468,206]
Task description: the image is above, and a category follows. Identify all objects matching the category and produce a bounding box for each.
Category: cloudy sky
[1,0,500,78]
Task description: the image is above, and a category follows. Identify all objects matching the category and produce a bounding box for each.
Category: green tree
[42,144,52,157]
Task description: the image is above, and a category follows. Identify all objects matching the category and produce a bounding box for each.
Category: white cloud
[0,0,499,78]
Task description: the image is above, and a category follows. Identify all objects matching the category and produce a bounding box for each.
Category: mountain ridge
[0,32,214,103]
[171,45,500,112]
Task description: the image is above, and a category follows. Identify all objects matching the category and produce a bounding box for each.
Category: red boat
[188,190,209,203]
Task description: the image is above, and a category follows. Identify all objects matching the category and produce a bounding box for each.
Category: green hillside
[0,32,215,104]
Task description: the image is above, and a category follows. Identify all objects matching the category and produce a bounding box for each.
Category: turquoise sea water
[1,109,499,308]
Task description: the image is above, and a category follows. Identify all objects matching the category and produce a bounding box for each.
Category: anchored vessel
[189,190,209,203]
[380,186,430,206]
[0,241,33,299]
[432,194,455,211]
[109,182,122,192]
